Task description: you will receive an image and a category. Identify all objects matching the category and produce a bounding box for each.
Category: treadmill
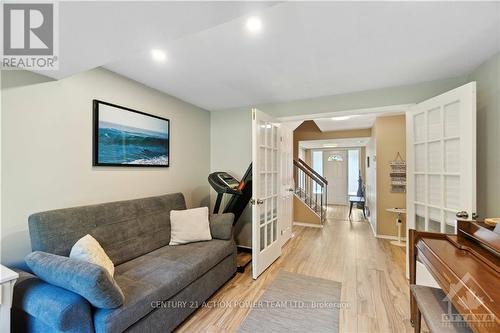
[208,164,252,272]
[209,164,252,220]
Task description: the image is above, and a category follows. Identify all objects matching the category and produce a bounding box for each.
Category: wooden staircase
[293,159,328,224]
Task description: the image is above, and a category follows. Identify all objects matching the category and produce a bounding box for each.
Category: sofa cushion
[12,270,94,332]
[25,251,124,309]
[93,239,235,333]
[209,213,235,240]
[28,193,186,265]
[70,234,115,277]
[169,207,212,245]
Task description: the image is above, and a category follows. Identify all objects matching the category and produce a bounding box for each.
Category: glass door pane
[348,149,360,195]
[410,92,470,234]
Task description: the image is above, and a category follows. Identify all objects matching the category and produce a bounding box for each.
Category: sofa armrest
[12,269,94,333]
[209,213,234,240]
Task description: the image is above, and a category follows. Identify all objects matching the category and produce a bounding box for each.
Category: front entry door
[406,82,476,283]
[252,108,282,279]
[323,150,348,205]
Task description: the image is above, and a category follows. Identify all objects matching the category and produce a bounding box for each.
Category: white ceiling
[313,111,404,132]
[299,138,370,150]
[37,1,277,78]
[41,2,499,111]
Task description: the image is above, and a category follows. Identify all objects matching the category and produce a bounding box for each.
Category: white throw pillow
[70,234,115,277]
[169,207,212,245]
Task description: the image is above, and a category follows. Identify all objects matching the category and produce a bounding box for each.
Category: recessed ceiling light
[151,49,166,62]
[323,144,338,148]
[331,115,360,121]
[246,16,262,34]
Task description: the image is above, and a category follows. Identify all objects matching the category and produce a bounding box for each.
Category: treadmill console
[218,173,240,190]
[208,172,242,195]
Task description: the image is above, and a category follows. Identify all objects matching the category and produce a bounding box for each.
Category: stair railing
[293,159,328,223]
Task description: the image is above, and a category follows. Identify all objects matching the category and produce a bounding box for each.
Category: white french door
[252,108,282,279]
[280,125,294,246]
[406,82,476,282]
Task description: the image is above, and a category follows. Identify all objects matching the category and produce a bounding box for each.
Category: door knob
[251,198,264,205]
[456,211,469,219]
[287,188,294,192]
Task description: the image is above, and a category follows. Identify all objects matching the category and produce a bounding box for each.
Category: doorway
[311,148,362,206]
[263,82,475,286]
[323,150,348,205]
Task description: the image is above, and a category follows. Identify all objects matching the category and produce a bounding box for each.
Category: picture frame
[93,100,170,167]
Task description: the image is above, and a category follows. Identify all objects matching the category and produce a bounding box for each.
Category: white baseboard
[375,234,407,241]
[364,219,406,241]
[293,221,323,229]
[368,219,377,237]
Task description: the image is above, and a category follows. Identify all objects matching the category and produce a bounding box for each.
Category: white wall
[468,52,500,218]
[215,76,468,117]
[365,133,377,233]
[1,68,211,266]
[210,108,252,247]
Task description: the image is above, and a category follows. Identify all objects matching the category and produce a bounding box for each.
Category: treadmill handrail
[296,158,328,185]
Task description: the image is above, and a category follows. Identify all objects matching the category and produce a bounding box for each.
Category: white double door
[406,82,476,283]
[251,109,293,279]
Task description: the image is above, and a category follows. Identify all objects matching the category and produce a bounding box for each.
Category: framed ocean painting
[93,100,169,167]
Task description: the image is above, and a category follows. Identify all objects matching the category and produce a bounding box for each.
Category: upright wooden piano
[409,220,500,333]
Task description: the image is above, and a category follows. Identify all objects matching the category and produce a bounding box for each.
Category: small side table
[386,208,406,247]
[0,265,19,333]
[349,196,366,220]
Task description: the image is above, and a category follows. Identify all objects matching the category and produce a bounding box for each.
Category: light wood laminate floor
[176,206,412,333]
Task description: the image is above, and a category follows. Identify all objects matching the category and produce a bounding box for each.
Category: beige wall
[293,120,372,160]
[304,149,312,165]
[1,68,211,266]
[293,196,321,224]
[374,116,406,236]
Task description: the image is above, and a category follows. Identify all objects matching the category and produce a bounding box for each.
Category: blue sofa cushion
[94,239,235,333]
[25,251,124,309]
[12,270,94,333]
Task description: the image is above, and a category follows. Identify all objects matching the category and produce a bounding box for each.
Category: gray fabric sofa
[12,193,237,333]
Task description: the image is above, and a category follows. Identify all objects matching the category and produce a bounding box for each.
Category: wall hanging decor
[389,152,406,193]
[93,100,170,167]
